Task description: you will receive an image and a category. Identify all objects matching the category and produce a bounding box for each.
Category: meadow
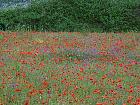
[0,31,140,105]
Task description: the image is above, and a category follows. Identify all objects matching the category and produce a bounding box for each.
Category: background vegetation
[0,0,140,32]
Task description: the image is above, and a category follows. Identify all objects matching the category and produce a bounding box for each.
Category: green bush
[0,0,139,32]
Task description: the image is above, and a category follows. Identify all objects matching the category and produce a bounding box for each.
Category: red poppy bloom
[22,72,26,78]
[117,84,123,89]
[136,97,140,104]
[38,89,45,94]
[71,93,75,97]
[85,95,91,98]
[15,88,22,92]
[39,62,45,67]
[79,67,84,72]
[128,89,134,93]
[16,72,20,76]
[63,91,67,96]
[28,89,38,97]
[24,98,30,105]
[102,74,107,79]
[0,62,5,67]
[96,102,103,105]
[42,81,49,88]
[93,89,101,94]
[119,63,123,67]
[20,51,33,55]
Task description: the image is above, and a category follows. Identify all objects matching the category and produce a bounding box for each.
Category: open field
[0,31,140,105]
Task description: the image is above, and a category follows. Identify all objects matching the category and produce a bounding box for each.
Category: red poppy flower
[15,88,22,92]
[119,63,123,67]
[24,97,30,105]
[63,91,67,96]
[22,72,26,78]
[42,81,49,88]
[128,89,134,93]
[0,62,5,67]
[74,86,78,90]
[47,89,51,94]
[16,72,20,76]
[96,102,103,105]
[71,93,75,97]
[85,95,91,98]
[28,89,38,97]
[136,97,140,103]
[93,89,101,94]
[39,62,45,67]
[38,89,44,94]
[20,51,33,55]
[117,84,123,89]
[79,67,84,72]
[102,74,107,79]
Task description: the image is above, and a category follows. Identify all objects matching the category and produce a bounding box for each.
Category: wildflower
[119,63,123,67]
[116,78,122,83]
[136,97,140,104]
[38,89,45,95]
[39,62,45,67]
[26,83,34,89]
[74,85,78,90]
[71,93,75,98]
[102,95,109,99]
[128,89,134,93]
[15,88,22,92]
[102,74,107,79]
[42,46,50,53]
[0,62,5,67]
[61,78,66,83]
[63,91,67,96]
[117,84,123,89]
[85,95,91,98]
[20,51,33,55]
[96,102,103,105]
[129,60,138,65]
[41,99,47,105]
[79,67,84,72]
[89,77,93,80]
[22,72,26,78]
[93,89,101,94]
[115,40,124,48]
[47,89,51,95]
[78,76,84,80]
[130,85,133,89]
[97,51,106,55]
[28,89,38,97]
[42,81,49,88]
[16,72,20,76]
[109,89,117,94]
[9,83,19,88]
[24,98,30,105]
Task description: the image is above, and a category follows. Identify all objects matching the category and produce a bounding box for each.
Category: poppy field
[0,31,140,105]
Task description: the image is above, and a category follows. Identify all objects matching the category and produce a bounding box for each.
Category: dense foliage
[0,0,140,32]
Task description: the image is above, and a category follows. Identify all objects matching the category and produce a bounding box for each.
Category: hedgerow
[0,0,139,32]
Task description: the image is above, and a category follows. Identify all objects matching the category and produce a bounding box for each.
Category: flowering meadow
[0,31,140,105]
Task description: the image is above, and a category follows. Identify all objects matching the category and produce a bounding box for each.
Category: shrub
[0,0,139,32]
